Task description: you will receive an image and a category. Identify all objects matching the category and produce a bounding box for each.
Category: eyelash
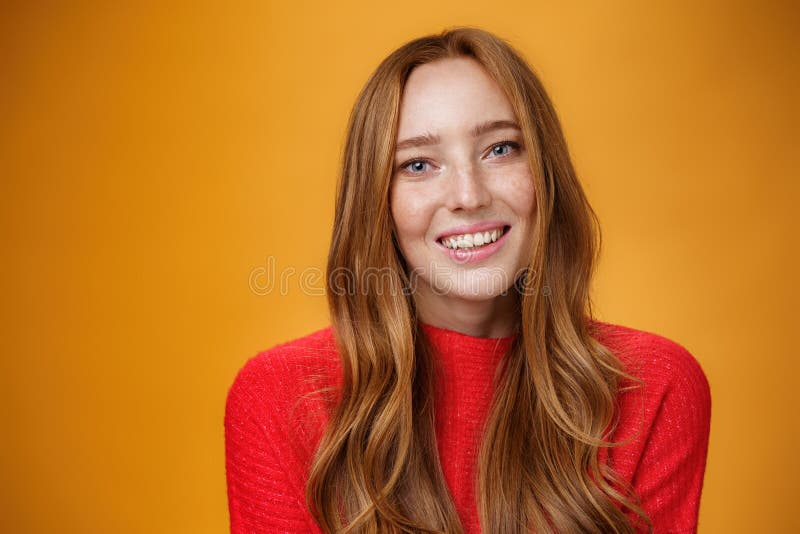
[397,140,521,175]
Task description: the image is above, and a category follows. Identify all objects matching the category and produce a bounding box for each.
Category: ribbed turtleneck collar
[419,322,516,383]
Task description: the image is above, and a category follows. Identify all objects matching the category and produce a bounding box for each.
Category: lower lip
[437,227,510,264]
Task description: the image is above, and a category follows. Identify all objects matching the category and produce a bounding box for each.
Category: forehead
[397,57,516,137]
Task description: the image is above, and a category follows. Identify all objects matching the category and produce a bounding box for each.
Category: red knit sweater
[224,320,711,533]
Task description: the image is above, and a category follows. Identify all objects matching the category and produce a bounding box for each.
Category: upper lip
[435,220,510,241]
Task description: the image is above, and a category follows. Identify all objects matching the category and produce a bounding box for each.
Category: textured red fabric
[225,320,711,533]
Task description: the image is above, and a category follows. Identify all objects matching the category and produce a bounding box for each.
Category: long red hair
[308,26,650,533]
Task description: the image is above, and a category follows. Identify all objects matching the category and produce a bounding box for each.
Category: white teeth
[440,227,505,250]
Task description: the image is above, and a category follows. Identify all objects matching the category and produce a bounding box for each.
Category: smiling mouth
[437,225,510,250]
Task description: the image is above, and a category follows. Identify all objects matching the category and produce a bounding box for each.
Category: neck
[413,284,518,338]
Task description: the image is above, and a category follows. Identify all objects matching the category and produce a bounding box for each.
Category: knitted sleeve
[224,353,320,533]
[613,337,712,534]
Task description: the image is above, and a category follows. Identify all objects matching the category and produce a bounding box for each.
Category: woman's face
[389,56,536,319]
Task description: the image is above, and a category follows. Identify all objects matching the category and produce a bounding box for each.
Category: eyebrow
[395,119,521,152]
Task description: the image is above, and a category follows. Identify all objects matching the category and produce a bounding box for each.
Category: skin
[389,57,536,338]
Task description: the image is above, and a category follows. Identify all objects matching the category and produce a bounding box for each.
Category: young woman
[225,27,711,534]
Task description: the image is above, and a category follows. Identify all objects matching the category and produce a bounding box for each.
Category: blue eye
[402,160,430,174]
[397,141,520,176]
[490,141,519,157]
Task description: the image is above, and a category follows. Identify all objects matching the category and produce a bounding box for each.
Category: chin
[450,290,513,302]
[436,278,516,301]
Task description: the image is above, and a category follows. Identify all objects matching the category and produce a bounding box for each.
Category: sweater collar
[419,322,516,379]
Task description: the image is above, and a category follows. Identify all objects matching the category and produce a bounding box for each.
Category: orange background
[1,2,797,532]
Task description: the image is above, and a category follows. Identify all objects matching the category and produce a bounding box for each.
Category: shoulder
[225,326,340,444]
[589,319,711,454]
[588,319,710,400]
[228,326,338,399]
[249,325,338,367]
[224,327,340,529]
[592,319,711,471]
[590,320,712,529]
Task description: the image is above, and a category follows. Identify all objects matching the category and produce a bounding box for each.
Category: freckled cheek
[389,186,436,244]
[493,169,537,220]
[513,186,537,219]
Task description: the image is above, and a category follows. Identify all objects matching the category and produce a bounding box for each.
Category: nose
[445,163,491,211]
